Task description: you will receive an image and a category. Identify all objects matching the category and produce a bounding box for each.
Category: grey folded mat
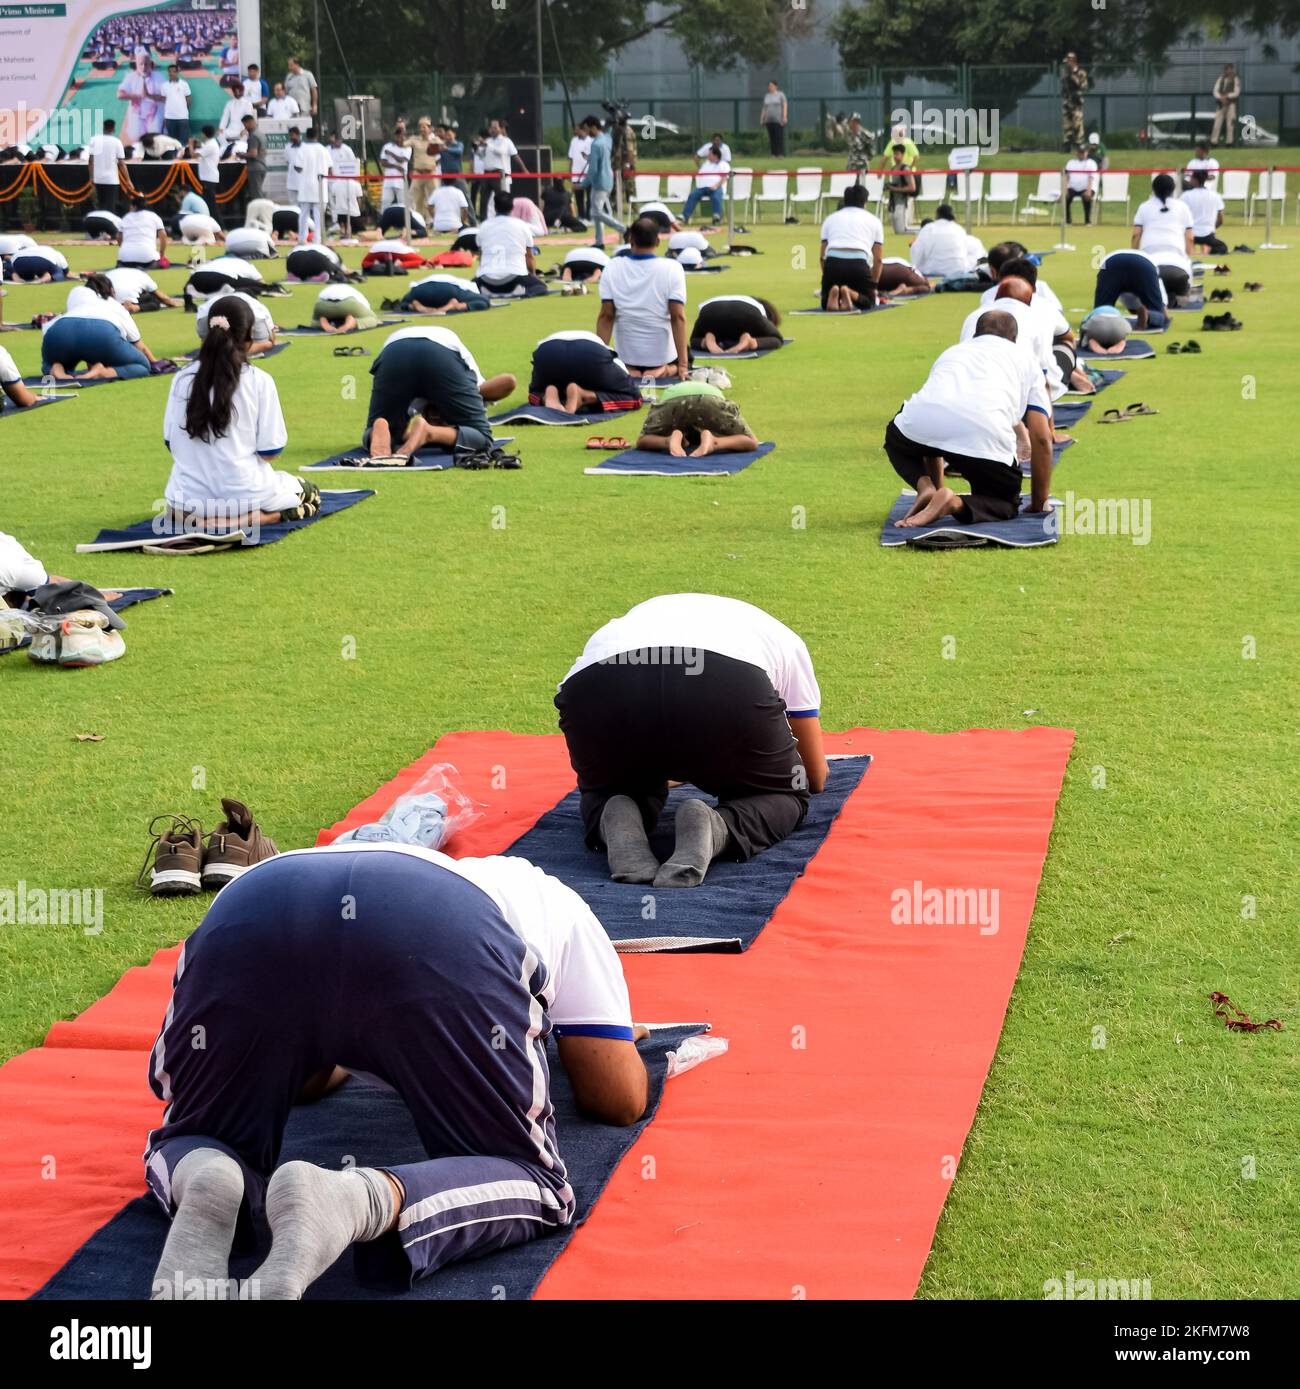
[881,491,1060,548]
[1077,339,1155,360]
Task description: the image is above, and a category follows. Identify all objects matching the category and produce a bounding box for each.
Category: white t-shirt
[568,134,592,177]
[1181,187,1224,239]
[225,226,276,259]
[317,283,372,310]
[668,231,709,254]
[180,213,224,242]
[895,334,1050,464]
[88,210,122,232]
[368,239,413,257]
[54,292,140,342]
[257,843,634,1036]
[143,134,185,158]
[197,138,221,183]
[638,202,677,227]
[1133,196,1195,271]
[382,325,484,383]
[16,246,67,272]
[412,272,477,292]
[563,246,609,268]
[0,527,47,593]
[380,140,412,176]
[476,214,533,281]
[0,346,20,387]
[482,134,518,177]
[195,290,275,343]
[201,256,264,283]
[697,141,733,162]
[292,140,333,199]
[599,253,687,368]
[1185,156,1220,183]
[161,79,191,120]
[0,234,38,257]
[1064,158,1098,192]
[700,294,770,320]
[819,206,884,255]
[88,133,125,184]
[430,184,469,231]
[562,594,822,718]
[219,96,256,140]
[694,158,730,190]
[266,95,300,120]
[164,361,289,509]
[119,208,165,263]
[105,267,158,303]
[960,295,1065,397]
[910,218,975,277]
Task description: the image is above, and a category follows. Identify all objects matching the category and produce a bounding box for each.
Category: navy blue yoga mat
[34,1025,705,1301]
[1052,399,1093,426]
[881,492,1059,548]
[1066,368,1125,397]
[489,403,640,426]
[585,441,775,477]
[1,392,75,416]
[503,757,870,952]
[183,342,291,362]
[76,490,374,552]
[1078,340,1154,360]
[281,320,403,336]
[683,264,728,273]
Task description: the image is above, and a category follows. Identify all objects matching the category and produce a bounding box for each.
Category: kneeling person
[313,284,380,333]
[637,380,757,458]
[528,330,642,415]
[885,309,1052,528]
[396,272,492,314]
[555,593,828,888]
[689,294,782,354]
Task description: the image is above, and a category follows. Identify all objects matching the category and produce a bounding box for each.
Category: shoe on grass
[138,814,204,896]
[202,799,279,890]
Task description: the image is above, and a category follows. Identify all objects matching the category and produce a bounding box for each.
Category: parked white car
[1144,110,1279,147]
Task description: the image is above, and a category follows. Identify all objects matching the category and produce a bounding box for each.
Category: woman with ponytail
[41,272,157,381]
[1132,172,1196,303]
[163,295,318,529]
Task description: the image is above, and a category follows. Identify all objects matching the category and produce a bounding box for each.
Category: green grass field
[1,209,1297,1298]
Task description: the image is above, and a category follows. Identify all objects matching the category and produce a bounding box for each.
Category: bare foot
[689,429,716,457]
[564,383,584,414]
[668,429,687,457]
[369,419,393,457]
[902,484,936,519]
[896,486,962,528]
[543,385,562,410]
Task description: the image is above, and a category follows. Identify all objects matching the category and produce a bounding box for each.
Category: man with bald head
[883,310,1053,530]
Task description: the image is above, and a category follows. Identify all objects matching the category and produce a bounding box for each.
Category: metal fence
[343,63,1299,152]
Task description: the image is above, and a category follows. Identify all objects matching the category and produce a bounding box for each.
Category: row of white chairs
[627,167,1289,226]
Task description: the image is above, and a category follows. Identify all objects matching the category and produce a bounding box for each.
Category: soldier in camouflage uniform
[1061,52,1089,151]
[845,114,874,183]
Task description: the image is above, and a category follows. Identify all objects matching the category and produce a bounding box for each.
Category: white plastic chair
[1027,171,1061,216]
[729,167,753,217]
[663,174,694,214]
[914,171,949,213]
[1097,171,1130,224]
[630,173,661,210]
[952,170,983,220]
[983,171,1019,222]
[819,171,855,218]
[1249,170,1286,225]
[861,172,885,214]
[787,167,823,220]
[752,171,788,221]
[1219,169,1250,221]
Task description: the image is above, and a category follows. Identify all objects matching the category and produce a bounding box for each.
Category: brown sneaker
[137,814,204,897]
[201,799,279,890]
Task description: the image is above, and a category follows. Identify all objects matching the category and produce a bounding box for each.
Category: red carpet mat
[0,726,1072,1299]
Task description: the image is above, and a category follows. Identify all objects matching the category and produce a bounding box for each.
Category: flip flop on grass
[1125,402,1159,416]
[1099,408,1132,423]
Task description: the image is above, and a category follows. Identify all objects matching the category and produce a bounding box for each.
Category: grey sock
[601,794,661,884]
[250,1161,396,1300]
[653,799,730,889]
[151,1147,245,1299]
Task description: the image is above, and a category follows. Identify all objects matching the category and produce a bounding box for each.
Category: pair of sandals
[458,444,522,470]
[1242,281,1264,292]
[1202,312,1243,332]
[332,345,369,357]
[1167,340,1202,354]
[1208,288,1233,302]
[1212,265,1232,276]
[585,436,630,451]
[1099,402,1159,423]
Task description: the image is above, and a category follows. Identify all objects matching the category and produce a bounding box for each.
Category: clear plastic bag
[334,762,484,852]
[665,1033,729,1079]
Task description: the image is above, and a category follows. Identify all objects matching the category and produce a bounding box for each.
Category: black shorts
[1158,264,1191,299]
[527,338,642,410]
[380,205,427,237]
[271,208,300,236]
[689,300,780,351]
[562,259,603,281]
[821,255,877,309]
[84,212,118,239]
[364,336,492,454]
[554,650,810,860]
[188,270,262,298]
[476,272,547,298]
[450,230,478,254]
[884,417,1022,523]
